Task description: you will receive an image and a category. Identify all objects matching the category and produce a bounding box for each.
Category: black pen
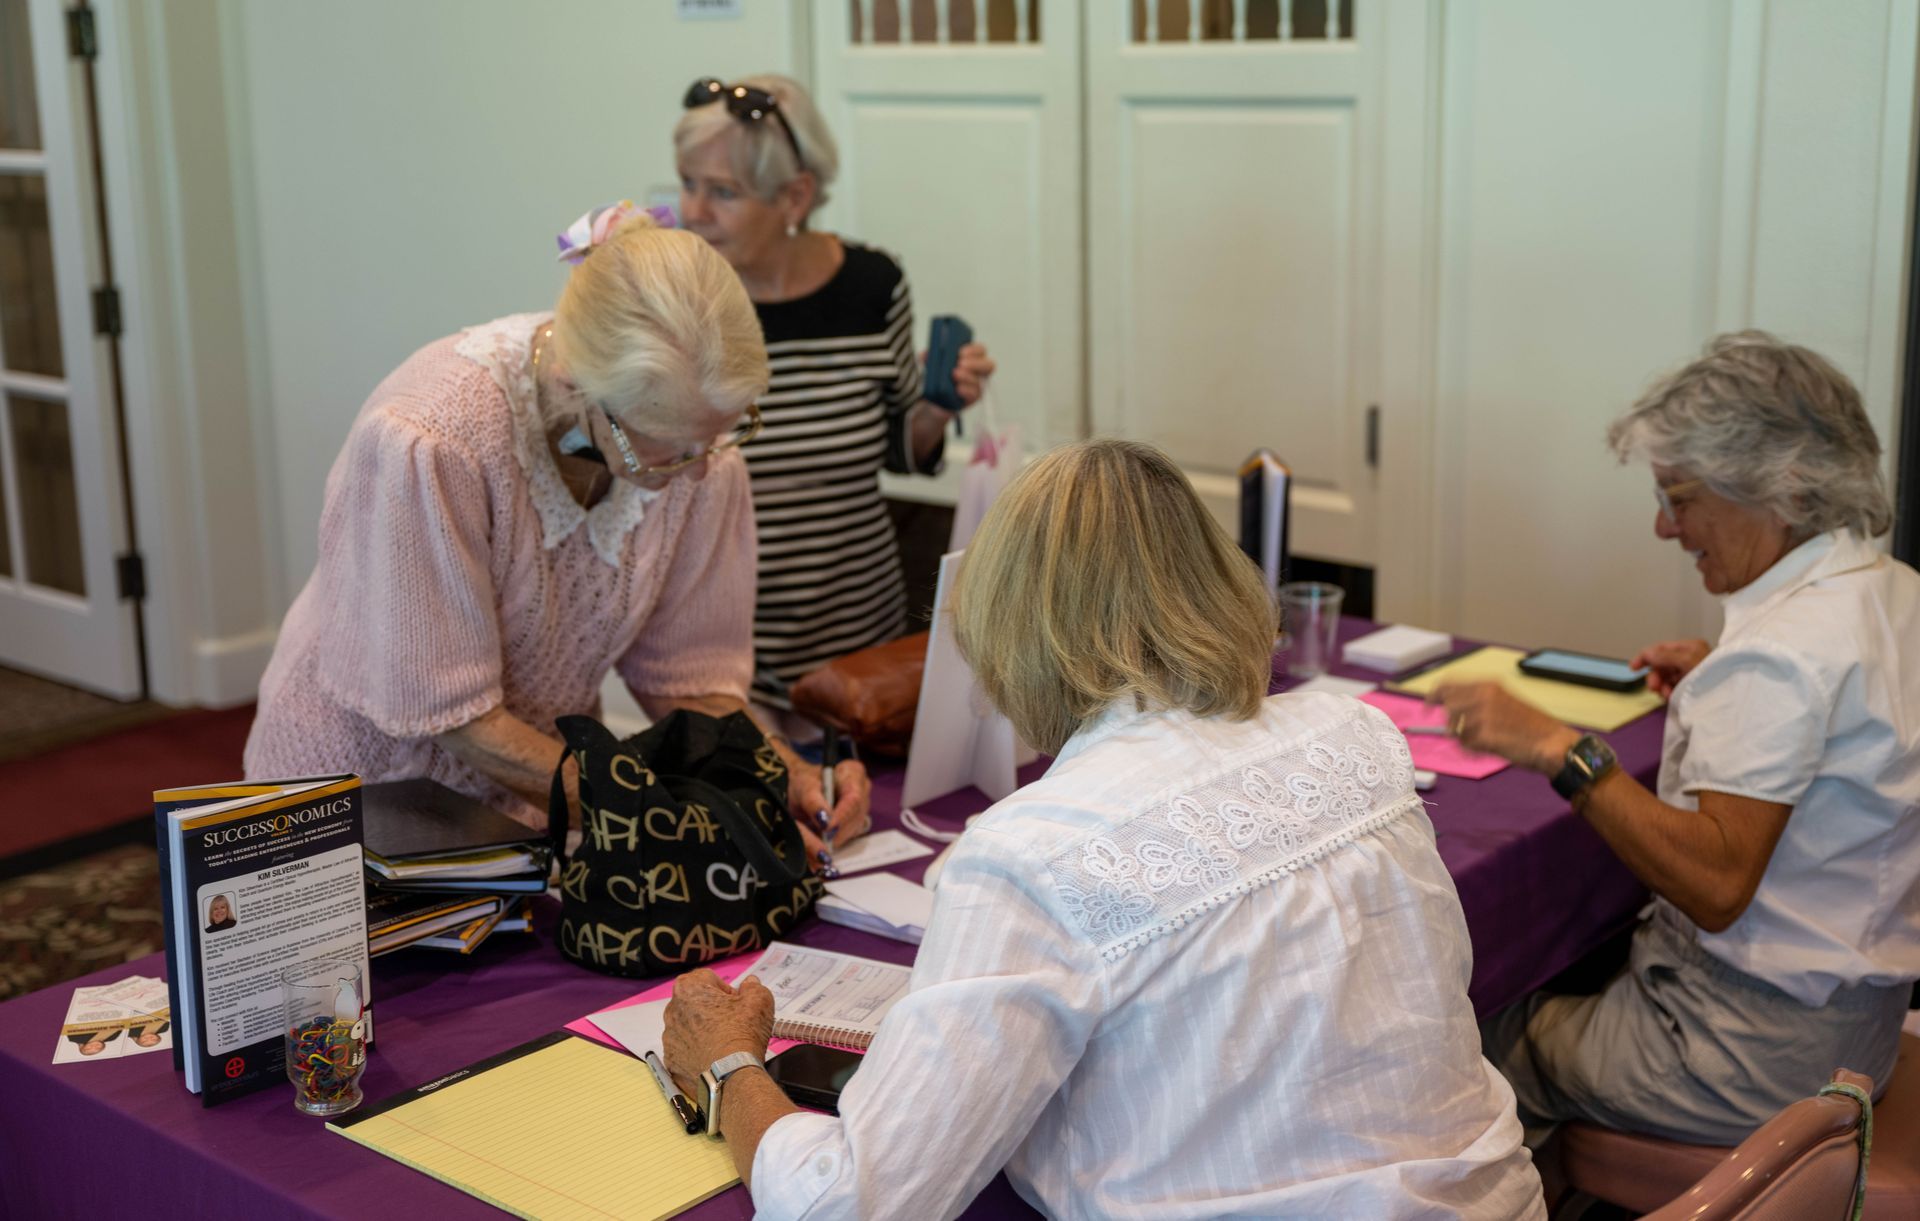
[644,1050,703,1134]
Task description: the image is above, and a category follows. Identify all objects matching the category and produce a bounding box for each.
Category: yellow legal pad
[1386,646,1665,732]
[329,1032,739,1221]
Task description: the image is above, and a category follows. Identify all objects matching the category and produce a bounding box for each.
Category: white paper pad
[823,873,935,931]
[1343,624,1453,673]
[830,829,934,875]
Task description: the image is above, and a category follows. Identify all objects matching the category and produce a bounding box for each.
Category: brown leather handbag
[788,631,929,757]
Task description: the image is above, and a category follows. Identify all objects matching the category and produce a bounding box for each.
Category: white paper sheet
[584,998,669,1060]
[829,829,934,875]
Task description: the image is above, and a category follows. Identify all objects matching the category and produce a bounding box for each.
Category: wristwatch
[1551,733,1618,800]
[700,1050,764,1138]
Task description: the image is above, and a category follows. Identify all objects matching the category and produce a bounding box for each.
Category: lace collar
[453,312,659,567]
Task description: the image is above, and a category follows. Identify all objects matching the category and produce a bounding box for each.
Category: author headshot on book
[242,205,870,863]
[204,895,237,934]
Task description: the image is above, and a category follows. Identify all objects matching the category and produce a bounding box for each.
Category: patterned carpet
[0,844,163,1002]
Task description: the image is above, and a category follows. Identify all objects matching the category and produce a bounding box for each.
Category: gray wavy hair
[672,74,840,213]
[1606,330,1892,538]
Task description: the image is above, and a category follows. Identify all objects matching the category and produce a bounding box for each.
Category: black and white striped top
[744,242,938,708]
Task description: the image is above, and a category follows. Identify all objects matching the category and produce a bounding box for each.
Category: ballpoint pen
[1403,725,1454,736]
[821,727,840,821]
[817,728,841,877]
[643,1050,703,1134]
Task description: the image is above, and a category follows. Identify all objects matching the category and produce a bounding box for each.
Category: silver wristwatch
[700,1050,764,1138]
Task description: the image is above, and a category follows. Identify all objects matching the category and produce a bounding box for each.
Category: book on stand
[153,775,372,1105]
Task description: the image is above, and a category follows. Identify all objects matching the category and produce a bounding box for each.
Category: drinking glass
[1280,582,1345,679]
[281,956,368,1117]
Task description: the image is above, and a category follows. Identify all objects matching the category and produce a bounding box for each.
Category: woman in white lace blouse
[663,440,1546,1220]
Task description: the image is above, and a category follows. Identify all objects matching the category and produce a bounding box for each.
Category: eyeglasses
[600,401,762,480]
[684,78,807,172]
[1655,478,1704,522]
[533,324,762,481]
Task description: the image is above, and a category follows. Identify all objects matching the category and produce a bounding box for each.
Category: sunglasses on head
[684,78,806,172]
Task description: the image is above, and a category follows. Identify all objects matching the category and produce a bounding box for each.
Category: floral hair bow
[555,200,676,264]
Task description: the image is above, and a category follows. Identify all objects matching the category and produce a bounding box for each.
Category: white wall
[107,0,805,704]
[229,0,807,606]
[1425,0,1914,658]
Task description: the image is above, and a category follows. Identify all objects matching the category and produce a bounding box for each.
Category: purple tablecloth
[0,619,1655,1220]
[1282,619,1659,1015]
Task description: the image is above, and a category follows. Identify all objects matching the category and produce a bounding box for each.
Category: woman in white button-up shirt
[663,440,1545,1219]
[1441,332,1920,1145]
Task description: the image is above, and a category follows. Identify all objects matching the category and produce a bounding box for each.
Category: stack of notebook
[367,890,535,957]
[361,779,549,955]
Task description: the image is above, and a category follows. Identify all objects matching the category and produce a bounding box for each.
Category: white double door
[0,0,141,696]
[811,2,1440,587]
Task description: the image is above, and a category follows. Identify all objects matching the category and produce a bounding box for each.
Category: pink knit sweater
[244,313,755,828]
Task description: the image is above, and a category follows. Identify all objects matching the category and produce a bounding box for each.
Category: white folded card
[819,873,936,944]
[1343,625,1453,673]
[829,829,934,876]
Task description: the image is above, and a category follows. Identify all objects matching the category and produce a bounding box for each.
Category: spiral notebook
[747,942,913,1050]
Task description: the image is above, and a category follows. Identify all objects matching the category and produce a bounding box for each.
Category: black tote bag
[547,709,821,977]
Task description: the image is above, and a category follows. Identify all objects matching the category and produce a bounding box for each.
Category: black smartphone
[1518,648,1649,692]
[764,1044,864,1115]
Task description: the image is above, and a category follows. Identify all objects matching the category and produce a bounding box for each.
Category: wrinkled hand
[1630,638,1711,699]
[1431,681,1581,775]
[782,754,872,871]
[951,342,995,407]
[663,969,775,1097]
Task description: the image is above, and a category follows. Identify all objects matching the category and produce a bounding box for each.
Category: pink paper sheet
[1360,691,1511,780]
[565,951,800,1055]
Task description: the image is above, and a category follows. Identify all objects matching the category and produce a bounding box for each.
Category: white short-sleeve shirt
[1656,530,1920,1006]
[749,693,1545,1220]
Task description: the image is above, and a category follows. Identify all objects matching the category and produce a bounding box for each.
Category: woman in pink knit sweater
[245,210,869,860]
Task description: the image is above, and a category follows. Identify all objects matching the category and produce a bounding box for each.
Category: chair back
[1641,1069,1872,1221]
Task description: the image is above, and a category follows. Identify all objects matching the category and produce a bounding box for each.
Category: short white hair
[1607,330,1893,538]
[672,73,839,213]
[551,215,768,430]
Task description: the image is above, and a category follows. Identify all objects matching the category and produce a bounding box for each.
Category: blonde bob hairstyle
[951,440,1279,755]
[672,73,840,213]
[550,214,768,430]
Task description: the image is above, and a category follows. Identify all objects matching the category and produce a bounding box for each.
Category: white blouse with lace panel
[750,692,1545,1221]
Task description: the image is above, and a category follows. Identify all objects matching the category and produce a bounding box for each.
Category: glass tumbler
[1280,582,1345,679]
[281,956,368,1117]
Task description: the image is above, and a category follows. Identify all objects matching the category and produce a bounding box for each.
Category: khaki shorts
[1482,908,1908,1145]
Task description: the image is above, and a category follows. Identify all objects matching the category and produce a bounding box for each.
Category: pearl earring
[786,223,798,238]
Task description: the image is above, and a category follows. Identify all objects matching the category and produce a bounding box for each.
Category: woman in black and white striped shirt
[673,74,994,848]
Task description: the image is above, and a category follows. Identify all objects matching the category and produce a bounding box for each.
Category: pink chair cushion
[1562,1031,1920,1219]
